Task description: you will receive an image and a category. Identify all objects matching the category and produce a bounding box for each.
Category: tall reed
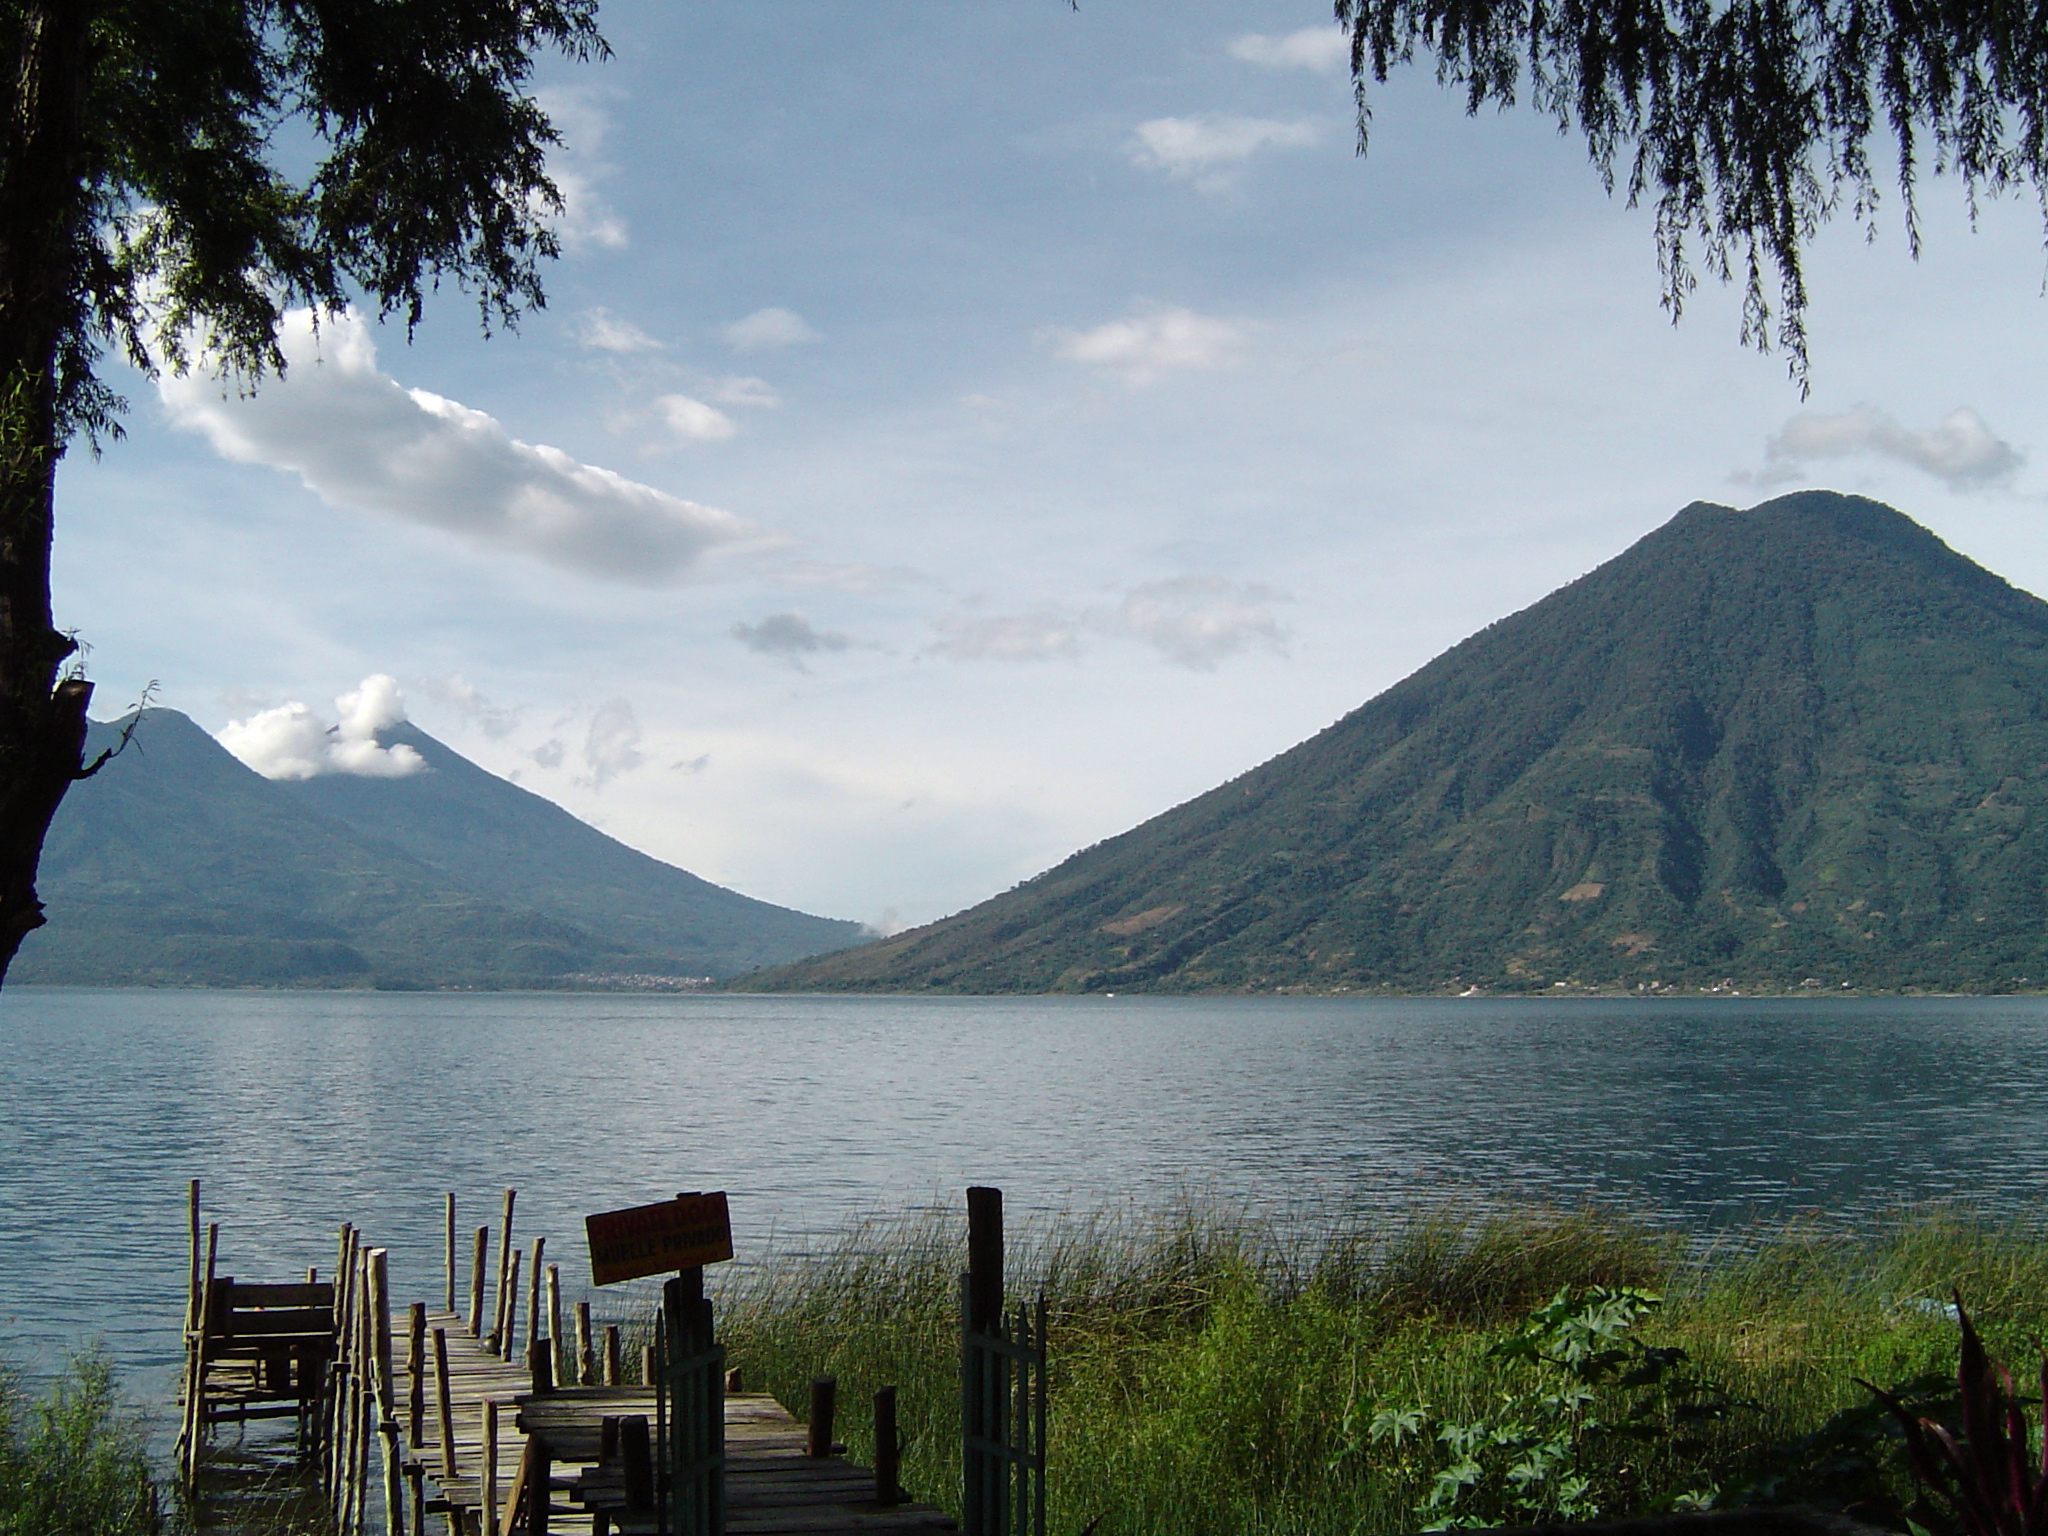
[712,1201,2048,1536]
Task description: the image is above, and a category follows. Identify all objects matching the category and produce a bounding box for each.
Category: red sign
[585,1193,733,1286]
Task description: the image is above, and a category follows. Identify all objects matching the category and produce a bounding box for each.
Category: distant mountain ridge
[13,709,866,987]
[742,491,2048,994]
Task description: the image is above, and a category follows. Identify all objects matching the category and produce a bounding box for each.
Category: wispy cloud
[533,87,629,251]
[411,674,520,738]
[1752,405,2023,491]
[927,579,1290,669]
[656,393,740,442]
[1229,27,1351,72]
[1117,577,1289,669]
[721,307,821,352]
[574,308,662,353]
[927,609,1083,662]
[219,674,425,780]
[706,375,781,409]
[582,698,646,790]
[1049,306,1245,385]
[731,611,856,670]
[1127,114,1320,189]
[159,307,769,582]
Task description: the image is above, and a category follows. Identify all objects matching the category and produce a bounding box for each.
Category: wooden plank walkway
[396,1311,955,1535]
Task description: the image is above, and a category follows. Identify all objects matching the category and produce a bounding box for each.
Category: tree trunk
[0,0,95,984]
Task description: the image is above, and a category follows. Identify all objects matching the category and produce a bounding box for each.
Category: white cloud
[159,307,767,583]
[575,308,662,353]
[411,674,519,738]
[706,376,781,409]
[720,307,821,352]
[927,609,1083,662]
[1127,114,1320,189]
[1117,577,1290,670]
[1753,405,2024,491]
[731,612,855,670]
[1229,27,1351,72]
[582,699,646,790]
[1049,306,1246,385]
[656,393,740,442]
[218,673,426,780]
[533,87,629,251]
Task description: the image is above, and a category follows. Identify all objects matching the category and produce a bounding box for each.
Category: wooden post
[482,1400,500,1536]
[407,1461,426,1536]
[640,1342,656,1388]
[967,1186,1003,1334]
[807,1377,837,1459]
[501,1251,522,1361]
[619,1416,653,1510]
[444,1192,457,1314]
[724,1367,743,1394]
[469,1226,489,1338]
[574,1302,594,1386]
[180,1220,220,1484]
[525,1437,551,1536]
[433,1329,458,1479]
[371,1250,406,1536]
[874,1386,900,1505]
[490,1188,516,1351]
[602,1326,621,1386]
[546,1264,563,1386]
[407,1302,427,1450]
[184,1179,201,1333]
[525,1236,546,1354]
[528,1338,555,1397]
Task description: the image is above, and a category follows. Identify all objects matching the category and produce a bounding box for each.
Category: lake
[4,986,2044,1426]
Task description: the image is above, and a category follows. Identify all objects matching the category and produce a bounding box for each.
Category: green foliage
[15,0,606,445]
[0,1351,161,1536]
[1333,0,2048,385]
[1345,1286,1741,1528]
[752,492,2048,998]
[713,1201,2048,1536]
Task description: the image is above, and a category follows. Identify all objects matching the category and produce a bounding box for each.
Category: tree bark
[0,0,95,983]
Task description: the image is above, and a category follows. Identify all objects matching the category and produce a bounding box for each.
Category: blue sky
[54,0,2048,930]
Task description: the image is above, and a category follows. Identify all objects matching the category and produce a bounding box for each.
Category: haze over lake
[6,987,2041,1419]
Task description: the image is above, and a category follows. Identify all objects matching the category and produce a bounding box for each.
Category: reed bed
[0,1349,163,1535]
[713,1202,2048,1536]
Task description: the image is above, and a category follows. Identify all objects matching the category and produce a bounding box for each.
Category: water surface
[3,987,2041,1419]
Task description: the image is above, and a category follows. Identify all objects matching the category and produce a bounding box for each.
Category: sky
[54,1,2048,933]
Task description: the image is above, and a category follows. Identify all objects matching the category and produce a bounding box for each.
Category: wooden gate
[959,1188,1045,1536]
[662,1272,726,1536]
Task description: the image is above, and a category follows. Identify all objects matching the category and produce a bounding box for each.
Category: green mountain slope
[13,709,865,987]
[742,491,2048,994]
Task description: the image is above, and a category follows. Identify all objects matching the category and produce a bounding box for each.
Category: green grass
[0,1350,162,1536]
[712,1202,2048,1536]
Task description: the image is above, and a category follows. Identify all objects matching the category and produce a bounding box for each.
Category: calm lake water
[5,986,2046,1430]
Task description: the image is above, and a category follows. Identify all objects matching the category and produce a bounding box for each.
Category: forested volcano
[744,491,2048,994]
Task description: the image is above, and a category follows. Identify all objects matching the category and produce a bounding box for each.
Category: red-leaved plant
[1861,1293,2048,1536]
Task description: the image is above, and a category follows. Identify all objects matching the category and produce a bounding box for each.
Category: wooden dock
[389,1309,956,1535]
[179,1183,1042,1536]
